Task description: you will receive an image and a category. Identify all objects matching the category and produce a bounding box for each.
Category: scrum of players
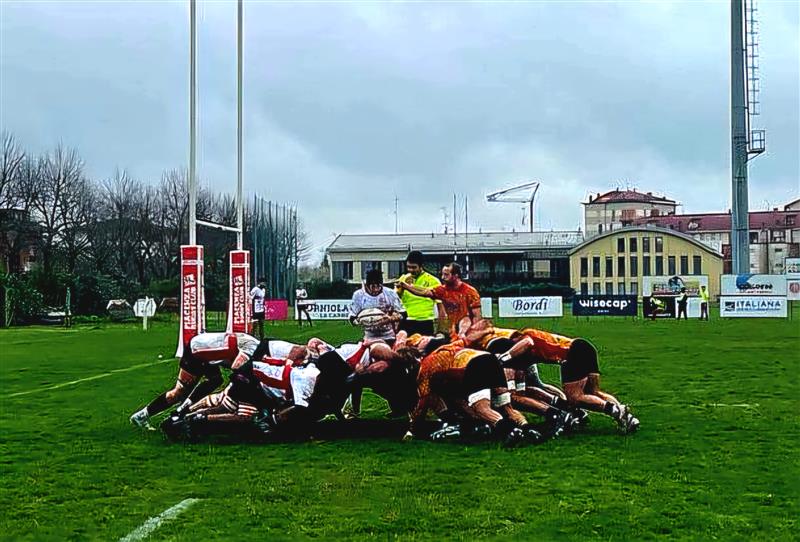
[130,310,640,448]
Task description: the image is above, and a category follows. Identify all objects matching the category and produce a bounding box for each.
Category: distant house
[325,231,584,285]
[0,208,40,274]
[583,189,679,238]
[631,202,800,274]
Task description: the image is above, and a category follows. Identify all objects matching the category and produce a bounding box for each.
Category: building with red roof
[583,188,679,239]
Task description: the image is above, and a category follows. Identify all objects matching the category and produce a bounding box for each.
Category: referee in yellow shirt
[396,251,443,336]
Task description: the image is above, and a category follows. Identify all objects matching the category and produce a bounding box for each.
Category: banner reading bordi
[572,295,638,317]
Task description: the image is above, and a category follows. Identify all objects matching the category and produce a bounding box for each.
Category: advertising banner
[673,297,703,318]
[785,258,800,278]
[787,280,800,301]
[642,275,709,296]
[301,299,351,320]
[177,245,205,357]
[227,250,251,334]
[481,297,493,318]
[498,296,563,318]
[265,300,289,320]
[720,296,787,318]
[642,296,676,319]
[721,274,787,296]
[572,295,638,317]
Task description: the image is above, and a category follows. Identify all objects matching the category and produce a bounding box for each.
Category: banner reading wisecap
[499,296,563,318]
[572,295,637,316]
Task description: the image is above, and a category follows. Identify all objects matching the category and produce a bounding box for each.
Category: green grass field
[1,313,798,541]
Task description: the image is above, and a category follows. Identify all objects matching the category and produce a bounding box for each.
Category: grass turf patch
[0,314,797,540]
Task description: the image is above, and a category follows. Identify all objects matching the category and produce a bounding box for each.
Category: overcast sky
[2,1,798,262]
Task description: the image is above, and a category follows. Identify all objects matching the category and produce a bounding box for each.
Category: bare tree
[1,131,25,209]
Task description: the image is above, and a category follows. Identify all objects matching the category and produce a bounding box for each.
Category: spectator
[676,288,689,321]
[249,278,266,339]
[699,285,709,321]
[296,283,312,327]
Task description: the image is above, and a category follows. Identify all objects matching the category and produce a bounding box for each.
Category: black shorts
[463,353,507,398]
[179,352,222,380]
[398,319,435,336]
[560,339,600,383]
[253,311,265,321]
[484,337,515,356]
[228,371,273,409]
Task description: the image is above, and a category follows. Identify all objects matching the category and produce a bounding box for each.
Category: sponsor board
[498,296,563,318]
[572,295,637,317]
[787,280,800,301]
[785,257,800,278]
[721,274,787,296]
[720,296,787,318]
[481,297,493,318]
[642,275,709,296]
[265,300,288,320]
[301,299,351,320]
[643,296,676,319]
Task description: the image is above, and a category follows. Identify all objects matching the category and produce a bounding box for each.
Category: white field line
[118,498,200,542]
[7,359,171,398]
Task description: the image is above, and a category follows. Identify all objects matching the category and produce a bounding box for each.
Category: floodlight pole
[236,0,244,249]
[188,0,197,245]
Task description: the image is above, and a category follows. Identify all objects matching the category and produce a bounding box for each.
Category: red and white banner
[227,250,251,334]
[177,245,206,357]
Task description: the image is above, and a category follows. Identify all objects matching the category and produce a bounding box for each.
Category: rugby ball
[356,308,387,328]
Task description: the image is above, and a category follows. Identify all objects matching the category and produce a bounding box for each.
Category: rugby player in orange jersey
[496,327,639,434]
[459,320,579,434]
[404,326,542,446]
[396,262,481,341]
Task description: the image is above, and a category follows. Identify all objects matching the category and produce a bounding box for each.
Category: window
[361,261,382,280]
[642,255,651,276]
[333,261,353,281]
[388,261,405,279]
[592,256,601,277]
[680,255,689,275]
[630,282,638,295]
[629,237,638,252]
[655,236,663,252]
[580,257,588,278]
[580,283,588,295]
[668,255,676,275]
[772,230,785,242]
[749,232,759,243]
[592,282,601,295]
[617,238,626,253]
[605,282,614,295]
[693,255,702,275]
[598,224,604,234]
[642,237,650,253]
[618,282,626,295]
[630,255,638,277]
[605,256,613,277]
[655,255,664,275]
[617,256,626,277]
[787,215,796,226]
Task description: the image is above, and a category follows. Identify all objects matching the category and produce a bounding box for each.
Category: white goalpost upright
[178,0,250,358]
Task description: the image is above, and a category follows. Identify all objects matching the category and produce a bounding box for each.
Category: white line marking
[7,359,171,398]
[118,498,200,542]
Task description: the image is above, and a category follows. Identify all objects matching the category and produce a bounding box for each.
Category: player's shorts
[399,319,435,336]
[463,353,507,405]
[179,353,222,380]
[484,337,515,356]
[560,339,600,383]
